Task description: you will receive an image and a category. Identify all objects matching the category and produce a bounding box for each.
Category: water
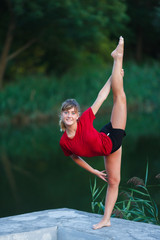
[0,111,160,218]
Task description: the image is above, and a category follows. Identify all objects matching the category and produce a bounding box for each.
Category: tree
[0,0,58,88]
[0,0,128,88]
[126,0,160,61]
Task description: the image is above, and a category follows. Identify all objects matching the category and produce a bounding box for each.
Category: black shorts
[100,122,126,153]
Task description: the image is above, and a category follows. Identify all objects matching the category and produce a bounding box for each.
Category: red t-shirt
[59,107,113,157]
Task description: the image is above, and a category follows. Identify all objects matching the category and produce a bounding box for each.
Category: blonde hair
[59,99,80,132]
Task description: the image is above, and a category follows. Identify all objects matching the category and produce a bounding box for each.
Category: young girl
[59,36,127,229]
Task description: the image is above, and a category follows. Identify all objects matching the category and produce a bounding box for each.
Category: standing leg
[93,148,122,229]
[93,37,127,230]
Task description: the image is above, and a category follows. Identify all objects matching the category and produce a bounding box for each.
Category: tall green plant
[90,178,106,214]
[90,162,160,225]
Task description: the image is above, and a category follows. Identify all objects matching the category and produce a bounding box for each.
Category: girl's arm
[70,154,107,182]
[91,76,111,115]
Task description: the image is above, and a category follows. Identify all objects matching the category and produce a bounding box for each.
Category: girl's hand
[94,169,107,182]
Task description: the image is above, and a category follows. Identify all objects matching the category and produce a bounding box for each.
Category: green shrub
[0,60,160,121]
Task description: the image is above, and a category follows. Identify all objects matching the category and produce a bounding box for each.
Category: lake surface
[0,111,160,218]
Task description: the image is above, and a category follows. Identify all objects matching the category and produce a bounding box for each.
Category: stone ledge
[0,208,160,240]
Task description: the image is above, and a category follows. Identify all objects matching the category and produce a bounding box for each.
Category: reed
[90,162,160,225]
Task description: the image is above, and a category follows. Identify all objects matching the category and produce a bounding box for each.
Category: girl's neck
[66,122,77,138]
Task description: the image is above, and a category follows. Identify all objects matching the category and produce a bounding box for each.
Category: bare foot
[111,36,124,59]
[92,219,111,230]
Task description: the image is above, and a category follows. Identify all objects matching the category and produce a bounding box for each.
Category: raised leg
[111,36,127,130]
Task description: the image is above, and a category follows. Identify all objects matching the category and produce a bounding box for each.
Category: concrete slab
[0,227,57,240]
[0,208,160,240]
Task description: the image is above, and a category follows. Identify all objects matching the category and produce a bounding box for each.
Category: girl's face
[61,107,79,128]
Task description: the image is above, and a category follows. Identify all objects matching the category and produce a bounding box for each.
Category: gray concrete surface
[0,208,160,240]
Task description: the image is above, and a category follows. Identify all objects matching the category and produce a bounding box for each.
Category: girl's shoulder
[79,107,95,123]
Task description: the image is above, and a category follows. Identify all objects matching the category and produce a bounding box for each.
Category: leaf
[153,199,159,218]
[145,160,149,186]
[93,177,97,194]
[137,185,148,192]
[124,187,149,197]
[92,188,99,199]
[91,202,95,213]
[100,201,105,211]
[126,196,132,211]
[145,206,155,217]
[95,184,106,200]
[90,178,93,193]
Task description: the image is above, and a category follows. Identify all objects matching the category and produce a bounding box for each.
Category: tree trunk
[0,0,15,89]
[0,21,15,89]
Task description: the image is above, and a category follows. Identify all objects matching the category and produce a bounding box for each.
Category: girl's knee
[108,176,120,186]
[113,91,126,104]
